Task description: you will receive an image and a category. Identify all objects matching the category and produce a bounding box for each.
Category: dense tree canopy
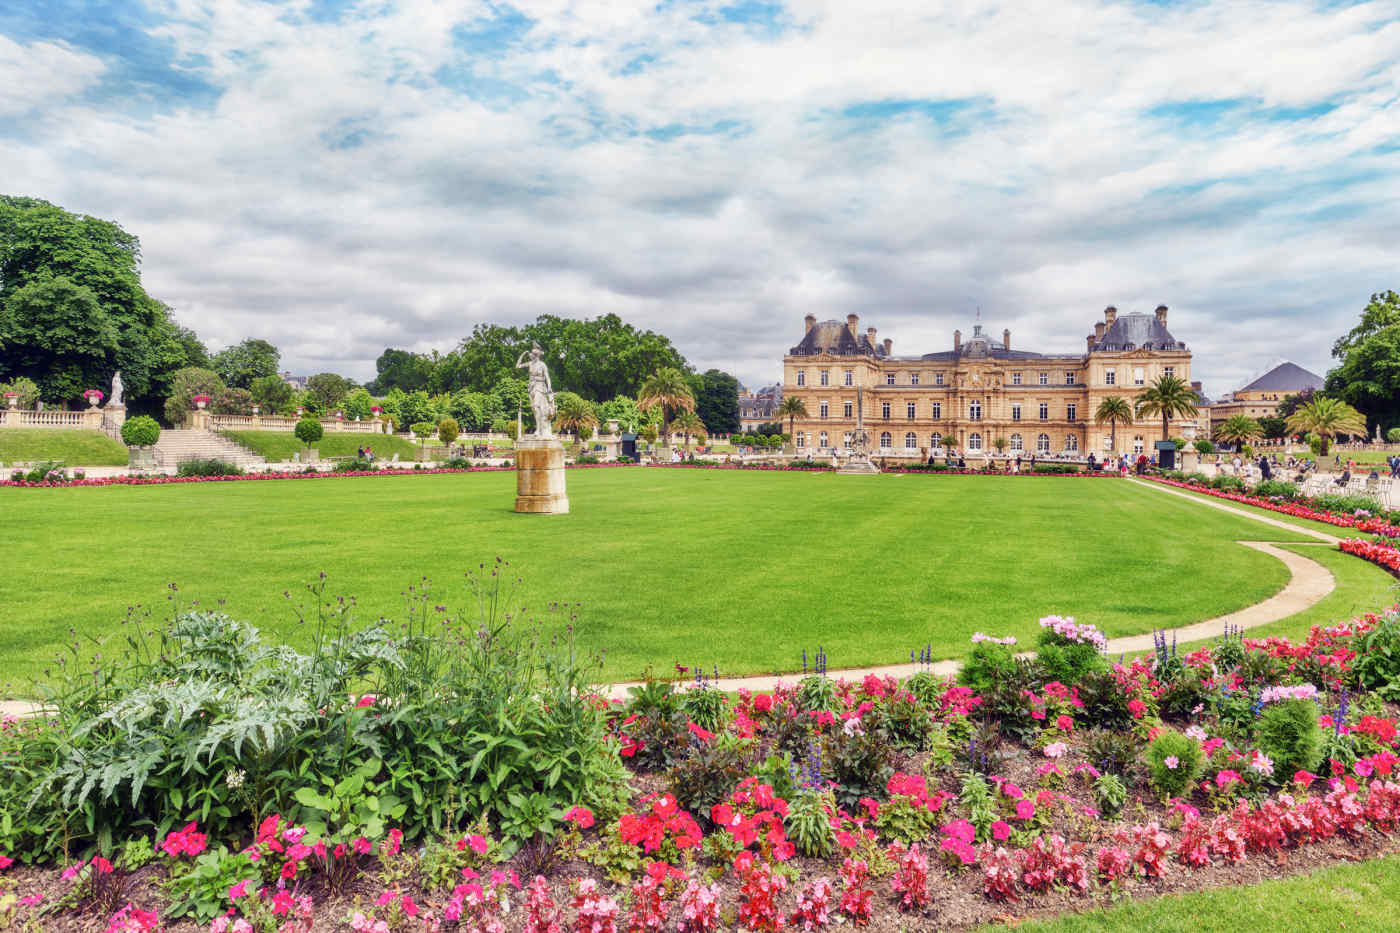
[0,195,208,413]
[212,338,281,389]
[690,369,741,436]
[1324,290,1400,434]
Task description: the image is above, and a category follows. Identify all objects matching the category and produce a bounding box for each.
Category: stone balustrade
[195,412,389,433]
[0,407,104,429]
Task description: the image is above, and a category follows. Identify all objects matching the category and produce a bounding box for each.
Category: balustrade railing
[0,408,92,428]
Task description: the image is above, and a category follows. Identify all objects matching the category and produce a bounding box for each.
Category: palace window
[819,401,829,419]
[1065,372,1075,386]
[1010,433,1023,451]
[881,402,891,419]
[796,370,805,386]
[1065,435,1078,452]
[1164,366,1175,379]
[905,432,918,449]
[1067,403,1077,421]
[1103,435,1113,450]
[843,401,853,418]
[879,431,892,449]
[820,370,830,386]
[819,431,828,448]
[1012,372,1022,386]
[968,432,983,451]
[1133,435,1144,455]
[1039,402,1049,420]
[1038,372,1048,385]
[844,370,853,386]
[1037,433,1051,453]
[1104,369,1116,386]
[910,373,919,386]
[935,372,945,386]
[969,399,982,420]
[1134,367,1145,386]
[907,402,916,420]
[795,432,805,448]
[886,373,896,386]
[843,431,852,446]
[930,432,942,448]
[931,402,942,419]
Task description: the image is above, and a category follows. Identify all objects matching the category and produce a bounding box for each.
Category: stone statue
[109,370,124,407]
[515,343,556,439]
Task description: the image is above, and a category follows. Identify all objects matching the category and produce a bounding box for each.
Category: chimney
[1094,322,1105,340]
[847,313,859,336]
[1191,380,1202,393]
[953,329,962,353]
[1155,304,1168,326]
[1104,305,1117,325]
[883,338,892,356]
[1087,334,1096,352]
[1003,328,1011,350]
[803,313,816,333]
[867,326,877,345]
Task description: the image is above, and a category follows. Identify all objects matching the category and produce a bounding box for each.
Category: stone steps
[154,429,267,467]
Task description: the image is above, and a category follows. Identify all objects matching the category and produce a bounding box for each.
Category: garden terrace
[0,428,128,467]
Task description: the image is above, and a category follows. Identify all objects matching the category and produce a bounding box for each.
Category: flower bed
[10,600,1400,931]
[1148,476,1400,538]
[1340,538,1400,575]
[0,461,640,488]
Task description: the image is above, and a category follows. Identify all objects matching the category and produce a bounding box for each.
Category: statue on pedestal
[109,370,124,408]
[515,343,556,439]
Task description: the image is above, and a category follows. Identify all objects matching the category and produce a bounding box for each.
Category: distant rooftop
[1238,361,1323,394]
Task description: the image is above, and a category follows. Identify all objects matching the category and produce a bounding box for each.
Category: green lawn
[0,429,128,467]
[1147,479,1383,539]
[999,852,1400,932]
[0,472,1328,690]
[220,430,421,461]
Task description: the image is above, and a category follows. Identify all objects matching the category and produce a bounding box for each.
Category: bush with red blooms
[618,794,704,858]
[887,841,930,910]
[837,858,873,925]
[733,853,788,932]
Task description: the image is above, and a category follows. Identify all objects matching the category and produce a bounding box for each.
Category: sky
[2,0,1397,398]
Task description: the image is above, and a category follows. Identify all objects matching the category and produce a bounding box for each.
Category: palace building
[782,305,1201,459]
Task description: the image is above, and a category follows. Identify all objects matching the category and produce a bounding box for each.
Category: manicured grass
[220,430,421,461]
[1147,480,1381,538]
[999,852,1400,932]
[0,472,1323,689]
[0,429,129,467]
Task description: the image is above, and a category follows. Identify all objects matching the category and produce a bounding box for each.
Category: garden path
[605,479,1344,699]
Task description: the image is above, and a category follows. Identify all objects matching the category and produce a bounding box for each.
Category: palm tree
[553,393,599,440]
[1134,374,1199,442]
[1285,397,1367,456]
[1094,396,1133,454]
[638,368,695,447]
[1214,414,1262,449]
[776,396,808,440]
[671,410,706,450]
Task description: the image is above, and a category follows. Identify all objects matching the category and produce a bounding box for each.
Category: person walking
[1259,455,1272,481]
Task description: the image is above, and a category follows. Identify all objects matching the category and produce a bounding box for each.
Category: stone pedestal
[128,446,156,471]
[515,438,569,514]
[836,454,880,475]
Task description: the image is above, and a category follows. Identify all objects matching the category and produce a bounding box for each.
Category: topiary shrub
[1256,698,1324,780]
[120,415,161,447]
[438,417,459,446]
[958,636,1020,695]
[1210,474,1246,493]
[1144,728,1204,799]
[294,416,324,450]
[1388,427,1400,444]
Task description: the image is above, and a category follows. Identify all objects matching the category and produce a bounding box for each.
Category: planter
[195,400,207,410]
[305,448,319,463]
[127,446,156,470]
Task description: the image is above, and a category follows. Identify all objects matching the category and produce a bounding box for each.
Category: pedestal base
[515,438,570,514]
[836,455,881,475]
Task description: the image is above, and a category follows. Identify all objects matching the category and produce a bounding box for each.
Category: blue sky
[1,0,1398,394]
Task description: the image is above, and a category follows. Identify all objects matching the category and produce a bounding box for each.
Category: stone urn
[195,399,208,410]
[6,393,19,409]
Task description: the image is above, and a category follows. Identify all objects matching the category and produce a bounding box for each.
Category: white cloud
[0,36,106,118]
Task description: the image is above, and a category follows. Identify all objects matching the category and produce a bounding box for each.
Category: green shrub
[333,455,375,472]
[785,790,837,857]
[666,734,752,817]
[176,457,244,477]
[1035,625,1107,686]
[1253,480,1300,500]
[1144,729,1204,798]
[958,639,1020,694]
[1193,440,1214,454]
[1352,611,1400,699]
[21,460,66,483]
[795,675,839,713]
[1093,772,1128,817]
[1085,729,1140,777]
[1257,698,1324,780]
[1210,474,1246,493]
[679,684,728,733]
[438,417,459,446]
[294,416,323,448]
[0,376,40,409]
[1032,463,1080,474]
[827,723,894,810]
[120,415,161,447]
[443,456,473,469]
[1388,427,1400,444]
[1312,493,1384,515]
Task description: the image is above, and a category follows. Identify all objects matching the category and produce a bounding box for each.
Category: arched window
[879,431,892,449]
[819,431,828,448]
[930,432,942,449]
[968,432,983,450]
[1010,433,1023,451]
[904,432,917,448]
[795,432,805,448]
[1037,433,1051,453]
[1065,435,1079,452]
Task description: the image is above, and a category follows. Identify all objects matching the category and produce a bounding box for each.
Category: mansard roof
[789,321,886,357]
[1091,313,1186,352]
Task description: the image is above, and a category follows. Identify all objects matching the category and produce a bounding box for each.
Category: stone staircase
[154,429,267,469]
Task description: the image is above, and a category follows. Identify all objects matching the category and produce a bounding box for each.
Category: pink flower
[1128,698,1147,719]
[1294,769,1317,786]
[0,856,12,871]
[1001,783,1024,800]
[468,834,489,854]
[228,880,250,901]
[1015,799,1036,820]
[991,821,1012,841]
[1055,714,1074,732]
[1044,741,1068,759]
[565,807,594,829]
[1164,756,1180,770]
[1215,769,1242,788]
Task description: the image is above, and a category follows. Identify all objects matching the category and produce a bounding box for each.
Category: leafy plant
[164,846,259,922]
[826,725,894,810]
[1085,729,1140,777]
[120,415,160,447]
[1353,612,1400,700]
[680,684,729,733]
[785,790,837,857]
[795,675,839,713]
[667,736,752,817]
[1144,729,1204,799]
[1257,699,1324,780]
[176,457,244,477]
[958,640,1019,695]
[1093,772,1127,818]
[293,416,323,449]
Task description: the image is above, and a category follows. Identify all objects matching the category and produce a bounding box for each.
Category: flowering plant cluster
[1037,615,1108,650]
[1151,477,1400,538]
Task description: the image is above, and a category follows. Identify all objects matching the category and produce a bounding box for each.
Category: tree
[639,423,658,445]
[211,387,253,415]
[692,370,740,436]
[777,396,808,440]
[294,416,323,451]
[0,376,39,409]
[397,390,438,431]
[0,276,119,402]
[1324,290,1400,435]
[553,392,599,439]
[1388,427,1400,443]
[343,388,375,421]
[671,410,705,450]
[367,348,434,394]
[250,375,294,412]
[638,367,695,447]
[1257,415,1288,440]
[1276,389,1316,420]
[164,367,225,424]
[598,395,643,433]
[306,372,353,412]
[212,339,280,389]
[1285,397,1367,455]
[438,417,459,447]
[448,389,491,432]
[489,378,531,431]
[1134,375,1199,442]
[1214,415,1262,448]
[1194,439,1215,454]
[1093,396,1133,453]
[411,421,436,450]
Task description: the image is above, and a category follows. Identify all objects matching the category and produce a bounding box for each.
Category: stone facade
[738,384,782,432]
[1206,361,1322,434]
[782,306,1199,459]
